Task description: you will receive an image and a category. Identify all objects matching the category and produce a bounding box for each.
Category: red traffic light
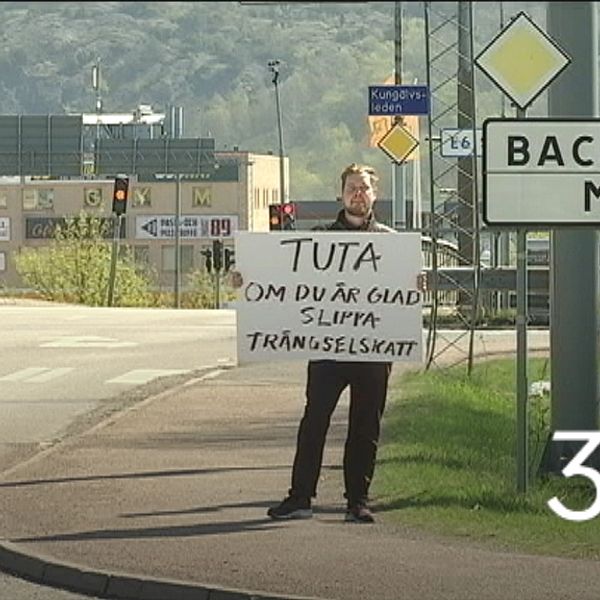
[282,202,296,230]
[269,203,296,231]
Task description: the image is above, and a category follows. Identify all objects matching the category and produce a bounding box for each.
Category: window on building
[23,189,54,210]
[161,245,194,272]
[0,217,9,241]
[192,187,212,207]
[0,192,7,209]
[0,252,5,271]
[132,187,151,207]
[263,189,268,208]
[254,188,260,209]
[272,189,279,205]
[84,188,102,208]
[38,189,54,209]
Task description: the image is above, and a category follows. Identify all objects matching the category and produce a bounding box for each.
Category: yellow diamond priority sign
[378,122,419,164]
[475,12,570,110]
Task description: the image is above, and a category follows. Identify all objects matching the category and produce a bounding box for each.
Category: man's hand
[228,270,244,289]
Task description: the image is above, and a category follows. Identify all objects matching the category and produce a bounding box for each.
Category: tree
[14,212,153,306]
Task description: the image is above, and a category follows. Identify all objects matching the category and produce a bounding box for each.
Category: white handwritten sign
[234,232,423,363]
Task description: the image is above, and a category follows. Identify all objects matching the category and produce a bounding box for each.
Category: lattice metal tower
[423,1,481,372]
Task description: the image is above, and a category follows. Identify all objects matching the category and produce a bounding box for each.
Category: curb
[0,539,323,600]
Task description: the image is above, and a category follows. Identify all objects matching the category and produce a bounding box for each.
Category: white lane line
[27,367,75,382]
[106,369,190,385]
[40,336,138,348]
[0,368,51,382]
[0,367,74,382]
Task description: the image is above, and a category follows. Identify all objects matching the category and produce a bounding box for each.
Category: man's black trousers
[289,360,391,505]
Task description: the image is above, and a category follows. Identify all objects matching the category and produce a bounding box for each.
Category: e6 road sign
[483,118,600,226]
[440,128,482,157]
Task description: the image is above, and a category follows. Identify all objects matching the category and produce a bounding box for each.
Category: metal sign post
[516,106,528,492]
[477,10,571,493]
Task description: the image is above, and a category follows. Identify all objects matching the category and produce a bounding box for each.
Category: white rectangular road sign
[484,118,600,225]
[136,215,238,239]
[234,231,423,364]
[440,128,482,157]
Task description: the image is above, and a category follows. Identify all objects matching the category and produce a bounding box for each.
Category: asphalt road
[0,303,550,476]
[0,303,237,472]
[0,302,550,600]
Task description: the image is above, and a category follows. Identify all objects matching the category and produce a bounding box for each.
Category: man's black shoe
[345,503,375,523]
[267,495,313,520]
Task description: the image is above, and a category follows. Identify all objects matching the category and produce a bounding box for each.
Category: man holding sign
[234,164,423,524]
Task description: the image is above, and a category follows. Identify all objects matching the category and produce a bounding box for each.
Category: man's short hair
[340,163,378,194]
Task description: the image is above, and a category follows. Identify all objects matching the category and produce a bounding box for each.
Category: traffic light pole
[106,214,122,307]
[214,270,221,309]
[174,173,182,309]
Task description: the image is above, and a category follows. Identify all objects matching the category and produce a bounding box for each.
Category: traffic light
[212,239,223,271]
[269,203,297,231]
[112,177,129,216]
[224,248,235,272]
[269,204,282,231]
[281,202,296,231]
[201,247,213,273]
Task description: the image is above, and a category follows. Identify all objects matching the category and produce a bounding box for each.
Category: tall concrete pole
[541,2,599,474]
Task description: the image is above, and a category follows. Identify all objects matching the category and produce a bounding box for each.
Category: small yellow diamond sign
[378,122,419,164]
[476,11,570,110]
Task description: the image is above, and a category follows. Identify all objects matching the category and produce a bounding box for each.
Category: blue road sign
[368,85,430,116]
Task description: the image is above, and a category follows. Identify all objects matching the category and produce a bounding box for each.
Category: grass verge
[375,357,600,559]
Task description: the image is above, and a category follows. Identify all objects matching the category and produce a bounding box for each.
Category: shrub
[14,212,154,306]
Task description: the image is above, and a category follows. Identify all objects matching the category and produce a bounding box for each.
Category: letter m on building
[193,187,212,207]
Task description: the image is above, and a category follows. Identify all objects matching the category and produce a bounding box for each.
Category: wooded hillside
[0,1,544,198]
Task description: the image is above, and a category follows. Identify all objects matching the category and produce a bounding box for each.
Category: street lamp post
[268,60,286,208]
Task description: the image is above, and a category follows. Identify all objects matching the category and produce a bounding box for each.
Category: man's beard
[346,201,370,217]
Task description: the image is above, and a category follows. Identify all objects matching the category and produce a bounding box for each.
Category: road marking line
[27,367,75,382]
[0,367,50,382]
[106,369,190,385]
[40,336,137,348]
[0,367,74,382]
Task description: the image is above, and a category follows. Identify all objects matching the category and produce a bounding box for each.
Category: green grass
[374,358,600,559]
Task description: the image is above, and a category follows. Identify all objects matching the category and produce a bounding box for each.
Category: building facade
[0,151,287,290]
